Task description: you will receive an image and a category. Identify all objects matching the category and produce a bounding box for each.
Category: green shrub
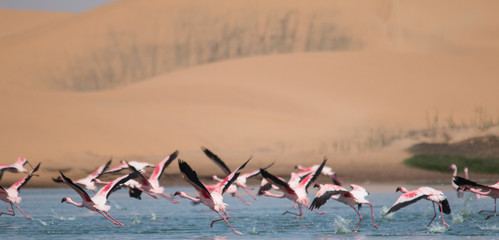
[404,154,499,174]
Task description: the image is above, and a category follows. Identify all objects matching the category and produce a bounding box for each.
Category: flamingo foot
[485,214,497,220]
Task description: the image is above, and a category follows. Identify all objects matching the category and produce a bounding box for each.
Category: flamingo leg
[352,206,363,232]
[210,210,230,226]
[283,203,303,216]
[437,202,449,227]
[242,187,257,200]
[211,210,241,235]
[233,193,252,206]
[12,202,32,219]
[0,201,15,216]
[159,193,179,204]
[479,198,497,214]
[304,203,325,215]
[139,188,159,199]
[104,211,124,226]
[484,199,497,220]
[427,202,438,228]
[367,203,378,229]
[97,210,123,226]
[4,201,14,212]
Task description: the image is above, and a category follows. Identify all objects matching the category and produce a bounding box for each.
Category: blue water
[1,187,497,239]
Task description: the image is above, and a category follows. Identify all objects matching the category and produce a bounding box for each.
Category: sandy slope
[1,1,499,187]
[0,9,73,41]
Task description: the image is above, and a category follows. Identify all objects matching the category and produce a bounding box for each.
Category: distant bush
[404,154,499,174]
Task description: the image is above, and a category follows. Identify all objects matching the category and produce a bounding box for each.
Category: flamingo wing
[178,159,212,199]
[88,159,112,179]
[217,158,250,194]
[240,162,275,179]
[385,190,426,215]
[0,185,6,195]
[310,184,348,209]
[127,163,153,187]
[59,171,93,202]
[149,150,179,182]
[201,146,231,175]
[453,176,499,192]
[9,162,40,192]
[95,171,140,201]
[104,160,127,174]
[260,168,295,195]
[302,158,327,193]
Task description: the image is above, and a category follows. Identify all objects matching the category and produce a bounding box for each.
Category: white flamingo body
[0,162,40,219]
[59,170,138,225]
[385,186,451,227]
[310,184,378,231]
[174,158,250,235]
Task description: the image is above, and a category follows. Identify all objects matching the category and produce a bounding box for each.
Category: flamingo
[125,150,179,203]
[258,158,327,217]
[173,158,249,235]
[201,146,273,205]
[309,183,378,231]
[454,176,499,219]
[105,160,155,174]
[449,164,464,198]
[52,159,111,192]
[0,162,40,219]
[385,186,451,227]
[0,157,30,181]
[295,163,343,186]
[59,170,139,226]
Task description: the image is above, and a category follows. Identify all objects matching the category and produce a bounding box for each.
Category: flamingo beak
[61,197,67,203]
[173,191,180,196]
[395,187,402,192]
[313,184,320,188]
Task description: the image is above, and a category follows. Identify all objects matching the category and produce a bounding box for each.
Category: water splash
[249,226,259,235]
[380,206,393,219]
[132,216,142,225]
[477,224,499,231]
[427,223,448,233]
[333,215,352,234]
[150,212,158,221]
[37,219,49,226]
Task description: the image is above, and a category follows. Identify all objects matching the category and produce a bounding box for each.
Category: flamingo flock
[0,151,496,235]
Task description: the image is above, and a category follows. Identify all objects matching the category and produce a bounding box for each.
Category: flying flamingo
[454,176,499,219]
[385,186,451,227]
[59,170,139,226]
[258,158,327,217]
[173,158,249,235]
[105,160,155,174]
[52,159,112,192]
[0,157,30,181]
[309,183,378,232]
[449,164,464,198]
[0,162,40,219]
[125,150,180,203]
[295,163,344,186]
[201,146,273,205]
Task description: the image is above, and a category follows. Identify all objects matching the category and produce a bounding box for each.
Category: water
[1,187,497,239]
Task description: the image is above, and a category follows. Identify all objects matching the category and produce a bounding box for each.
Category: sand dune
[1,1,499,186]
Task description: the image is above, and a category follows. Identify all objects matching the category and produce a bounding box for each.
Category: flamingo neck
[63,198,84,207]
[177,192,201,203]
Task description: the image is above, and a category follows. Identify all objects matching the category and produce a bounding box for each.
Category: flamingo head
[449,164,457,171]
[313,183,321,188]
[395,187,403,193]
[173,191,181,196]
[61,197,68,203]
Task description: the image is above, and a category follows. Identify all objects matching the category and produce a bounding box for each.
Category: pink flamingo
[202,146,273,205]
[126,151,179,203]
[0,157,30,181]
[454,176,499,219]
[0,162,40,219]
[310,183,378,232]
[295,163,344,186]
[258,158,327,217]
[53,159,111,192]
[173,158,249,235]
[59,170,139,226]
[385,186,451,227]
[105,160,155,174]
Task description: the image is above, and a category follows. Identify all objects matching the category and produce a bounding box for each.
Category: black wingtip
[440,199,451,214]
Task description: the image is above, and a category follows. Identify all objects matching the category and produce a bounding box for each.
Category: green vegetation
[404,154,499,174]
